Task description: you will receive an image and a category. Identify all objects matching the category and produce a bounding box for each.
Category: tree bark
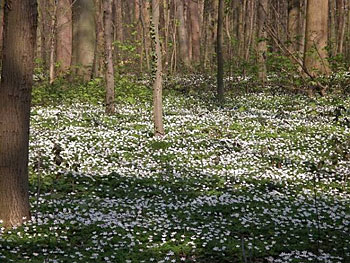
[141,0,151,71]
[49,2,57,84]
[217,0,224,102]
[56,0,72,73]
[288,0,300,52]
[72,0,96,81]
[304,0,330,76]
[189,0,201,64]
[175,0,191,69]
[257,0,268,84]
[93,0,105,78]
[336,0,346,54]
[0,0,37,228]
[152,0,164,136]
[104,0,115,114]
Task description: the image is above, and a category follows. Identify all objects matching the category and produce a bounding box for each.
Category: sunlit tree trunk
[152,0,164,136]
[72,0,96,81]
[0,0,37,228]
[304,0,330,76]
[104,0,115,114]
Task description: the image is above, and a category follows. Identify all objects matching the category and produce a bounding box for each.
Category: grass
[1,77,350,262]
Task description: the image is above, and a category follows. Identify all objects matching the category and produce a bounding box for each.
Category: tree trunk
[104,0,115,114]
[56,0,72,73]
[113,0,124,64]
[189,0,201,64]
[141,0,151,71]
[257,0,268,84]
[49,2,58,84]
[336,0,346,54]
[93,0,105,78]
[0,1,5,62]
[175,0,191,69]
[304,0,330,76]
[0,0,37,228]
[152,0,164,136]
[72,0,96,81]
[217,0,224,102]
[288,0,300,52]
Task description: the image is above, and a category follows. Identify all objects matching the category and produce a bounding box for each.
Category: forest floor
[1,78,350,263]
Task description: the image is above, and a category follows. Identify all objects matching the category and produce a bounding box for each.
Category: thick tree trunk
[217,0,224,102]
[304,0,330,76]
[175,0,191,69]
[152,0,164,136]
[56,0,72,73]
[104,0,115,114]
[0,0,37,228]
[0,2,5,62]
[257,0,268,83]
[72,0,96,81]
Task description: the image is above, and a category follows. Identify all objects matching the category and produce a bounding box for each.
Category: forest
[0,0,350,262]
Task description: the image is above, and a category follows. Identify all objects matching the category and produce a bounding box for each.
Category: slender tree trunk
[257,0,268,84]
[329,0,337,56]
[0,0,37,228]
[217,0,224,102]
[93,0,105,78]
[304,0,330,76]
[189,0,201,64]
[336,0,346,54]
[141,0,151,71]
[104,0,115,114]
[49,2,58,84]
[175,0,191,69]
[72,0,96,81]
[38,0,50,68]
[113,0,124,64]
[152,0,164,136]
[56,0,72,73]
[288,0,300,52]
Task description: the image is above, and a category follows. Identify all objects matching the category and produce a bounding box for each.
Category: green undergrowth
[1,76,350,263]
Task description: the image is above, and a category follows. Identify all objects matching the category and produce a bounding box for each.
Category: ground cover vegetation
[1,75,350,263]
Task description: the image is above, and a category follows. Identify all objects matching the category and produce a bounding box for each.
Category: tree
[56,0,72,73]
[257,0,268,83]
[189,0,201,64]
[72,0,96,80]
[217,0,224,102]
[152,0,164,136]
[304,0,330,76]
[175,0,190,69]
[0,0,38,228]
[104,0,115,114]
